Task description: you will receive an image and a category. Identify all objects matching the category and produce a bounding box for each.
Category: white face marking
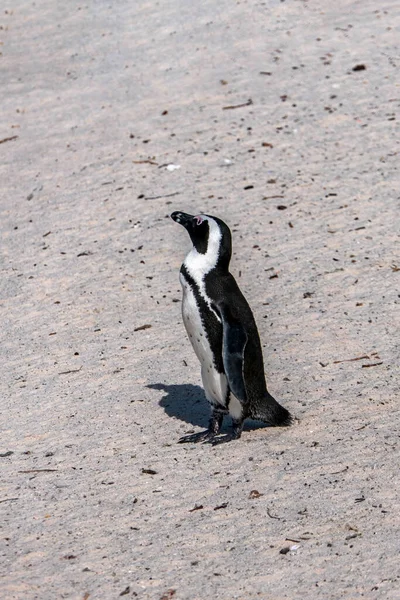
[183,216,222,286]
[182,216,222,320]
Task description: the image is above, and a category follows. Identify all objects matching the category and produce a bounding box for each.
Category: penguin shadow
[148,383,269,434]
[148,383,209,429]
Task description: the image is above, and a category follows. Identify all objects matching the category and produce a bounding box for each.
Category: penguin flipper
[219,303,247,403]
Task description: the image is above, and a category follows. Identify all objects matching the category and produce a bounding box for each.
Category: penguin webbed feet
[178,408,225,444]
[208,419,244,445]
[177,429,241,445]
[178,417,244,445]
[178,429,217,444]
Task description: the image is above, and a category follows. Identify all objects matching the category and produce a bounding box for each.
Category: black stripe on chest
[181,264,224,374]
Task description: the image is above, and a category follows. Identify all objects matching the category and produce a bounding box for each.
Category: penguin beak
[170,211,194,229]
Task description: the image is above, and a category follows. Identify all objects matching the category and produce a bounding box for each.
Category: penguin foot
[178,409,226,444]
[209,433,240,445]
[209,422,243,445]
[178,429,217,444]
[232,421,244,439]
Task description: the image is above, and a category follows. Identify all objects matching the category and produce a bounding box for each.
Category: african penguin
[171,211,292,442]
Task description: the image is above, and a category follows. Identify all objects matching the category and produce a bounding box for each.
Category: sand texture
[1,1,399,598]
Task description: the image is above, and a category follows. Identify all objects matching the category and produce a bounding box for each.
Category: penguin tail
[252,392,292,427]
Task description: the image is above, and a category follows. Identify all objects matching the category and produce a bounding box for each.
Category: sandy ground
[1,1,399,598]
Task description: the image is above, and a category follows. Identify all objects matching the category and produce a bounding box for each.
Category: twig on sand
[58,367,82,375]
[0,135,18,144]
[145,191,180,200]
[19,469,58,473]
[132,159,158,165]
[267,507,281,520]
[222,99,253,110]
[134,324,152,332]
[333,355,370,364]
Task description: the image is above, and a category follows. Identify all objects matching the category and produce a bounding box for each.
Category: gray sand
[1,1,399,598]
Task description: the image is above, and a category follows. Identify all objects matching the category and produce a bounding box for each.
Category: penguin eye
[194,216,204,225]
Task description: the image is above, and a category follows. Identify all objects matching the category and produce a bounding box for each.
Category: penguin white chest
[179,272,211,365]
[179,271,228,408]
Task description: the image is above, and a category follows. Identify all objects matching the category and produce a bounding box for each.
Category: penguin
[170,210,292,442]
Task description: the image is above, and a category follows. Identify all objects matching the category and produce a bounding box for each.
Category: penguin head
[171,211,232,271]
